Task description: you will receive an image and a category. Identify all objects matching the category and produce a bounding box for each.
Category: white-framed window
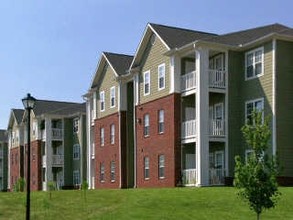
[73,118,79,133]
[245,47,264,80]
[73,170,80,185]
[110,161,115,182]
[110,86,115,108]
[158,63,165,90]
[73,144,80,160]
[214,103,224,120]
[100,162,105,182]
[144,71,150,96]
[100,127,105,146]
[144,114,150,136]
[110,124,115,144]
[144,157,150,179]
[158,110,164,134]
[100,91,105,112]
[245,98,264,124]
[159,155,165,179]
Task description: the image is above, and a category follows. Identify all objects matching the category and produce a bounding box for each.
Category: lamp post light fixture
[22,93,36,220]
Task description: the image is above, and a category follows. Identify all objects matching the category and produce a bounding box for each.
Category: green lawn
[0,187,292,220]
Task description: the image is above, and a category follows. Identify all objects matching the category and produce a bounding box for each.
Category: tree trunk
[257,212,260,220]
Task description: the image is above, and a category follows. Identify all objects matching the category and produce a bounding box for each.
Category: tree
[234,111,280,220]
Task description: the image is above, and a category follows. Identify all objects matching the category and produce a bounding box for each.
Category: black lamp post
[22,93,36,220]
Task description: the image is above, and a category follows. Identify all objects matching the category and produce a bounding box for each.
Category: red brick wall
[31,140,42,191]
[136,94,181,188]
[10,146,24,189]
[95,113,122,189]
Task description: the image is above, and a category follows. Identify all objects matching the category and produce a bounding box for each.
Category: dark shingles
[204,23,291,46]
[12,109,25,124]
[0,129,7,142]
[149,23,218,49]
[33,100,85,116]
[103,52,133,76]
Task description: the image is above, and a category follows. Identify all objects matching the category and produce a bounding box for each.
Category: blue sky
[0,0,292,128]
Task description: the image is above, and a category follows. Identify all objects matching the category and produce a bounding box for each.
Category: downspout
[272,39,277,156]
[118,81,122,188]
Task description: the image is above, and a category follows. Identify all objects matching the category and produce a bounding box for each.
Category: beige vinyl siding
[139,35,170,104]
[97,65,119,118]
[276,40,293,177]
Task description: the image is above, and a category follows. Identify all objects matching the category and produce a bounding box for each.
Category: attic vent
[150,33,156,45]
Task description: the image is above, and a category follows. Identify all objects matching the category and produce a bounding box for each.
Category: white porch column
[170,55,181,93]
[45,118,52,190]
[195,47,209,186]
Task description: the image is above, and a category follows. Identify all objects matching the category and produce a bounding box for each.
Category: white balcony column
[134,73,140,106]
[86,99,93,189]
[93,91,97,119]
[170,55,181,93]
[45,118,52,185]
[195,47,209,186]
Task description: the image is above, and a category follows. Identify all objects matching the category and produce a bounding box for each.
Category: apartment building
[87,22,293,188]
[0,130,8,191]
[7,100,87,191]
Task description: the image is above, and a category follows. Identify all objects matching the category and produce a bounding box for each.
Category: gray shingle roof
[33,100,86,116]
[149,23,217,49]
[0,129,7,142]
[104,52,133,76]
[204,23,291,46]
[12,109,25,124]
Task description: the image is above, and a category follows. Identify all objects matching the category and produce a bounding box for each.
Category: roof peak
[103,51,133,58]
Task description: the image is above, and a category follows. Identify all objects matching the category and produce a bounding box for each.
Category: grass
[0,187,292,220]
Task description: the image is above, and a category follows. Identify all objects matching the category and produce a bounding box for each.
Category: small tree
[47,181,56,200]
[81,180,89,202]
[234,111,280,220]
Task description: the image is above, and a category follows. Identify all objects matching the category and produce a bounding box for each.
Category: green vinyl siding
[228,41,274,177]
[139,35,170,104]
[276,40,293,177]
[63,118,73,186]
[97,65,119,119]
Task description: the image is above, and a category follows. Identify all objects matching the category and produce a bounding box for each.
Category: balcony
[181,71,196,93]
[52,155,64,166]
[209,70,226,89]
[52,128,63,140]
[182,169,196,186]
[209,168,225,185]
[209,119,225,136]
[181,120,196,139]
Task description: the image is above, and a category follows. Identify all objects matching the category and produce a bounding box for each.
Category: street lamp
[22,93,36,220]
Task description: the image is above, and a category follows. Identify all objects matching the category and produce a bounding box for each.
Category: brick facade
[95,112,123,188]
[136,94,181,187]
[10,146,24,189]
[31,140,42,191]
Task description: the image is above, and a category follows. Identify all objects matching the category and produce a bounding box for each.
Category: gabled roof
[32,100,86,117]
[203,23,291,47]
[0,129,7,142]
[103,52,133,76]
[7,109,24,130]
[149,23,217,49]
[91,52,133,89]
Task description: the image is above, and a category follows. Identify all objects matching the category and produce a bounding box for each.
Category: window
[144,157,150,179]
[73,118,79,133]
[144,71,150,95]
[110,161,115,182]
[73,170,80,185]
[100,127,105,146]
[100,91,105,112]
[144,114,150,136]
[245,98,264,124]
[110,86,115,108]
[245,47,264,80]
[159,155,165,179]
[245,150,254,164]
[100,162,105,182]
[110,124,115,144]
[158,110,164,134]
[73,144,80,160]
[158,64,165,90]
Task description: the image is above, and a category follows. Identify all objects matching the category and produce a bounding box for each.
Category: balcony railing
[52,155,64,166]
[209,119,225,136]
[209,70,226,89]
[209,168,225,185]
[181,71,196,92]
[182,169,197,186]
[52,128,63,140]
[182,120,196,139]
